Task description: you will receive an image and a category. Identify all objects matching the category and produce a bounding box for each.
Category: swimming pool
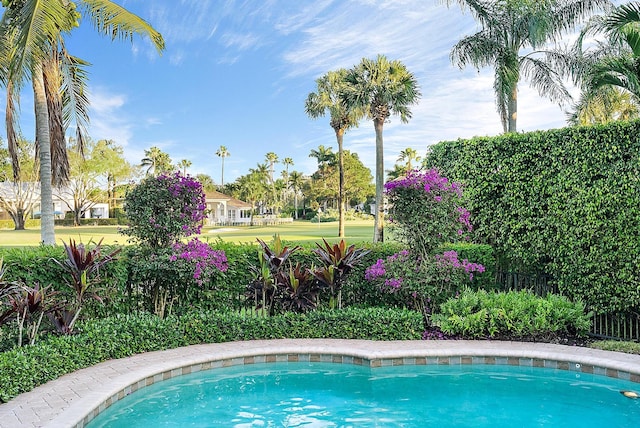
[86,361,640,427]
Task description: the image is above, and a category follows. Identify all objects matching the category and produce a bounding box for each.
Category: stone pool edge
[1,339,640,428]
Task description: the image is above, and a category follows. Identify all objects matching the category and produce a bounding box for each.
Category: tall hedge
[425,120,640,313]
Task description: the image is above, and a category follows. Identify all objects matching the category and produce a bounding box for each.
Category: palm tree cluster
[306,54,421,242]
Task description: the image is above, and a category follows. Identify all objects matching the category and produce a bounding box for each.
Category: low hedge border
[0,307,422,402]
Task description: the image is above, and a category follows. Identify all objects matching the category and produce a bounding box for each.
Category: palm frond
[42,47,69,186]
[520,56,572,105]
[450,31,502,69]
[78,0,165,53]
[0,0,72,83]
[60,43,91,154]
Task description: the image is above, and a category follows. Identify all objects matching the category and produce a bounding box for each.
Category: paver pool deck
[1,339,640,427]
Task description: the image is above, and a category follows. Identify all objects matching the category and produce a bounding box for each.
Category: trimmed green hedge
[0,308,422,402]
[0,219,40,230]
[54,218,119,226]
[425,120,640,313]
[433,289,591,339]
[0,241,495,317]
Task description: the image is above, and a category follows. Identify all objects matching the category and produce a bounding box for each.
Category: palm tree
[265,152,279,184]
[567,86,639,125]
[288,170,305,219]
[215,145,230,186]
[140,146,172,176]
[397,147,421,171]
[282,157,294,179]
[447,0,608,133]
[177,159,192,175]
[309,145,335,169]
[0,0,164,244]
[573,3,640,106]
[343,55,421,243]
[306,68,361,238]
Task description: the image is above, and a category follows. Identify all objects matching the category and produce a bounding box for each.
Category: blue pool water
[87,362,640,427]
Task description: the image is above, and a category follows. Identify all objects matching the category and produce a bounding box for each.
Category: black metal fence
[495,269,640,342]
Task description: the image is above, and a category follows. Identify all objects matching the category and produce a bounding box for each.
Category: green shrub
[0,219,40,230]
[433,289,591,339]
[425,120,640,313]
[54,218,119,226]
[0,308,422,402]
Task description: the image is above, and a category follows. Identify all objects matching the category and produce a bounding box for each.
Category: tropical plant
[282,157,294,177]
[53,239,121,308]
[311,239,370,309]
[140,146,173,177]
[215,145,230,187]
[288,170,305,219]
[342,54,421,242]
[570,2,640,115]
[397,147,421,171]
[446,0,608,133]
[50,238,120,332]
[177,159,192,175]
[567,85,639,125]
[308,145,336,169]
[0,0,165,244]
[7,283,55,346]
[247,235,302,316]
[306,69,362,238]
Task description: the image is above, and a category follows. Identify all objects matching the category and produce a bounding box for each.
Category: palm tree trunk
[33,64,55,245]
[336,128,345,238]
[221,158,225,187]
[508,86,517,133]
[373,118,385,243]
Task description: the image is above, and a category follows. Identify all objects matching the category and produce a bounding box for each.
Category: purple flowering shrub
[365,249,485,327]
[170,239,228,286]
[123,173,229,317]
[123,172,207,248]
[365,170,485,330]
[385,169,472,257]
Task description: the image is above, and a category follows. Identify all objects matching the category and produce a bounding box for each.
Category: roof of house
[204,191,251,208]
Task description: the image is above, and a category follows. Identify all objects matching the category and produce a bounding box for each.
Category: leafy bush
[433,289,591,339]
[122,172,207,248]
[0,219,40,229]
[424,121,640,313]
[0,308,422,402]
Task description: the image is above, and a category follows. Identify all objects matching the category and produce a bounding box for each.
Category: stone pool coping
[1,339,640,428]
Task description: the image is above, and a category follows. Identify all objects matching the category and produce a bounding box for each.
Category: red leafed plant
[51,239,121,332]
[311,239,370,309]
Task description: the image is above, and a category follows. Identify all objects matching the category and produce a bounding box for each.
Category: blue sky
[9,0,589,184]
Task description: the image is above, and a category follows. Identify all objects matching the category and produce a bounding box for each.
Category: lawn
[0,219,379,247]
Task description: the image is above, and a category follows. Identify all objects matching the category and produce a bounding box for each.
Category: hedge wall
[425,120,640,313]
[0,240,495,317]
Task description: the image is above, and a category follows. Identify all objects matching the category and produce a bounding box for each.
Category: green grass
[0,219,378,247]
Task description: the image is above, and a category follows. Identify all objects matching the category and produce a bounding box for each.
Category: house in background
[205,190,252,225]
[0,182,109,221]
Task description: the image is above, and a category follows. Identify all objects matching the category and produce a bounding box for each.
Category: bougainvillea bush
[385,169,472,258]
[123,173,227,317]
[123,173,207,248]
[366,169,484,329]
[365,249,484,327]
